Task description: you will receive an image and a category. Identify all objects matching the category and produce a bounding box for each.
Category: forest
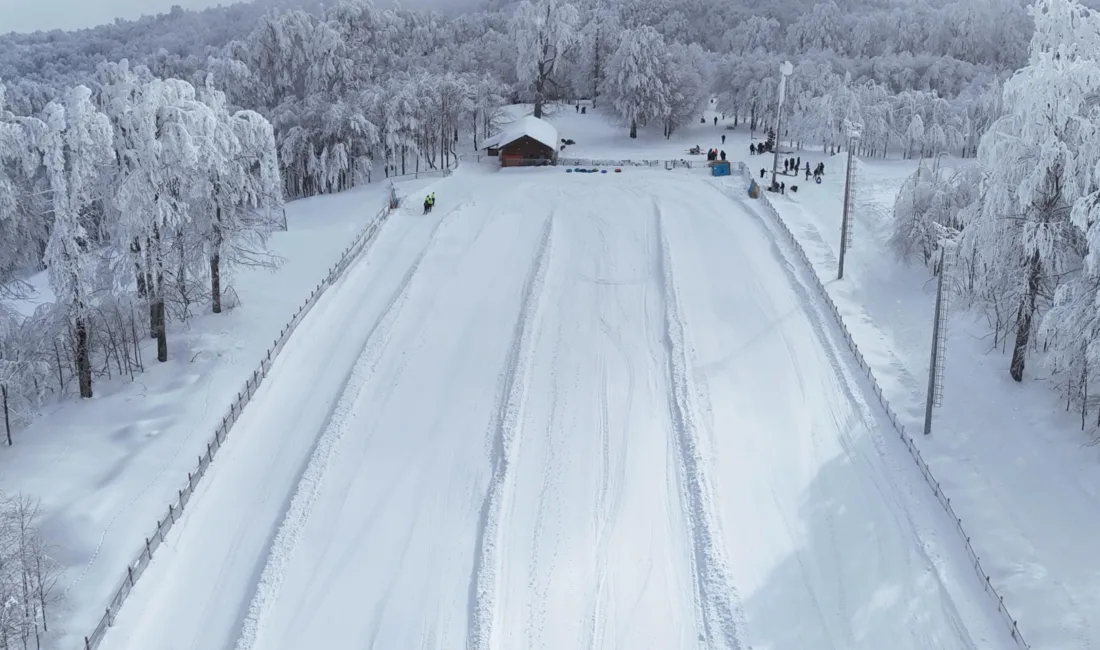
[2,0,1082,444]
[0,0,1041,438]
[888,0,1100,428]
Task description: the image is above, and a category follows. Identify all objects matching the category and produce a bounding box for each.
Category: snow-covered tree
[0,86,46,301]
[40,86,114,398]
[575,2,622,105]
[1034,0,1100,402]
[663,42,711,138]
[112,77,216,363]
[196,80,284,314]
[891,159,980,266]
[606,26,670,138]
[511,0,579,118]
[961,0,1100,382]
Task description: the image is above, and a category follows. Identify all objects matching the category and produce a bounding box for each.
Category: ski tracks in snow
[726,185,980,650]
[232,207,461,650]
[466,214,556,650]
[654,203,747,650]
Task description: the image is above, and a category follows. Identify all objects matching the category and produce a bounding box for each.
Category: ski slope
[103,165,1004,650]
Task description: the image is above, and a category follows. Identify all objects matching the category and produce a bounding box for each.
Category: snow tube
[601,169,608,174]
[815,176,822,184]
[615,168,622,173]
[566,168,573,173]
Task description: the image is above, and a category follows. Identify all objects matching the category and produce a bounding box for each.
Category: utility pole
[923,229,955,436]
[837,122,861,280]
[769,61,794,191]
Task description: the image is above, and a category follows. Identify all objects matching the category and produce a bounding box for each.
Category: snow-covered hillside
[100,161,1010,650]
[7,0,1100,646]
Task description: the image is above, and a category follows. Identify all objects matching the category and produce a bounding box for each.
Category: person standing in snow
[721,134,726,144]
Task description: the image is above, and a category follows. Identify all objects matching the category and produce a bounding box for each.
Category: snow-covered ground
[20,100,1100,650]
[0,177,439,649]
[101,162,1008,650]
[548,103,1100,648]
[762,154,1100,650]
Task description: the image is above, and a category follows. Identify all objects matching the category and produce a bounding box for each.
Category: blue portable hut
[711,161,731,177]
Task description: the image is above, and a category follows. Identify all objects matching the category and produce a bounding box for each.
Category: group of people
[748,142,775,155]
[422,192,436,214]
[756,168,794,195]
[706,148,727,162]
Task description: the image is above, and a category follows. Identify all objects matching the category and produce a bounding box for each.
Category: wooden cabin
[481,115,559,167]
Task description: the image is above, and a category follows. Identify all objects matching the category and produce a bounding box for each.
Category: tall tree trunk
[2,383,11,446]
[145,236,156,338]
[176,230,189,317]
[75,316,92,398]
[1010,250,1042,382]
[131,238,146,298]
[592,22,602,104]
[534,58,547,119]
[152,225,168,363]
[211,213,223,314]
[153,297,167,363]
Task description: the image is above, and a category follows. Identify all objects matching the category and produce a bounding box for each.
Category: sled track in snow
[232,206,462,650]
[466,215,556,650]
[654,203,746,650]
[717,184,980,650]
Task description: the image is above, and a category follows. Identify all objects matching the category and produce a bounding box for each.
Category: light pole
[837,121,861,280]
[769,61,794,191]
[923,224,958,436]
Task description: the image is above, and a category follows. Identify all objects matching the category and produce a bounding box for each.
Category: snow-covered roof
[481,115,559,151]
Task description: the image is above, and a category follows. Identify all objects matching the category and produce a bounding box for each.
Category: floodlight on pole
[769,61,794,191]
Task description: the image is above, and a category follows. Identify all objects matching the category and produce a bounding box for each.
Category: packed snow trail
[480,194,708,649]
[104,166,1004,650]
[99,183,464,650]
[665,178,997,650]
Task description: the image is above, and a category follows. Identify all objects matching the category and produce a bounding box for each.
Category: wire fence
[728,161,1029,650]
[558,157,702,169]
[80,179,415,650]
[374,167,453,183]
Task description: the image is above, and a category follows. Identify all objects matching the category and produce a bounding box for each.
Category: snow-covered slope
[103,163,1007,650]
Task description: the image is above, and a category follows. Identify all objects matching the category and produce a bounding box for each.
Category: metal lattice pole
[923,239,954,436]
[837,126,860,280]
[769,61,794,191]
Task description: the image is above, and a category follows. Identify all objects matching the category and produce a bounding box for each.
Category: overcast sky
[0,0,472,35]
